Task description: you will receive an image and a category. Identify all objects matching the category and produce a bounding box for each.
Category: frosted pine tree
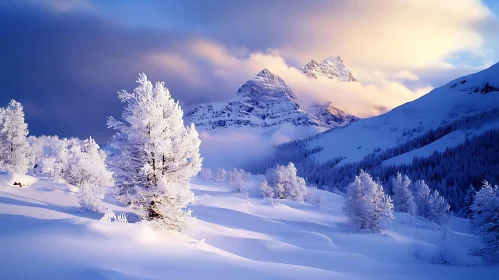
[107,73,202,230]
[392,172,416,214]
[471,181,499,263]
[228,168,245,192]
[427,190,450,225]
[412,180,431,218]
[412,179,450,225]
[215,168,227,182]
[343,170,394,232]
[198,168,213,181]
[462,185,476,218]
[0,100,30,174]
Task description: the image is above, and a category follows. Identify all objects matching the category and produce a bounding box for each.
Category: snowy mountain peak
[301,61,499,166]
[321,56,344,65]
[302,56,357,82]
[186,69,358,135]
[256,68,282,81]
[237,69,294,100]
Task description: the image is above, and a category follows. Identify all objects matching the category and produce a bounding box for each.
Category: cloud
[198,131,273,169]
[0,0,497,143]
[395,71,420,81]
[146,40,432,117]
[107,0,498,72]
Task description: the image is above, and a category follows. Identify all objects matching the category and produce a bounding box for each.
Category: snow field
[0,175,497,280]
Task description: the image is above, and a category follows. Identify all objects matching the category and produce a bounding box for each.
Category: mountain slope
[245,63,499,209]
[185,69,357,134]
[307,62,499,164]
[302,56,357,82]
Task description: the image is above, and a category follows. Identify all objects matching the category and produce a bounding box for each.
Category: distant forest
[245,109,499,213]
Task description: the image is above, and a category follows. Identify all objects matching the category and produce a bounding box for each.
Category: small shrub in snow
[471,181,499,264]
[215,168,227,182]
[101,207,117,222]
[115,212,129,223]
[343,170,394,232]
[100,207,128,223]
[264,162,307,201]
[198,168,213,181]
[0,100,31,174]
[392,172,416,215]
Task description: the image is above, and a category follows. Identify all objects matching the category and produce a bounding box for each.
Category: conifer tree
[107,73,202,230]
[0,100,30,174]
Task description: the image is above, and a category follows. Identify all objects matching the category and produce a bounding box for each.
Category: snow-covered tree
[392,172,416,214]
[243,170,252,182]
[28,136,71,181]
[66,137,113,211]
[412,180,431,218]
[0,100,30,174]
[471,181,499,263]
[198,168,213,181]
[29,135,112,211]
[428,190,451,225]
[304,185,321,206]
[228,168,245,192]
[265,162,307,201]
[259,180,274,198]
[107,73,202,230]
[343,170,394,232]
[412,179,450,225]
[215,168,227,182]
[245,114,499,212]
[462,185,476,218]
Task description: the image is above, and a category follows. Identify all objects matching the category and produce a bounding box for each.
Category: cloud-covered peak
[238,69,294,100]
[302,56,357,82]
[255,68,286,84]
[321,56,343,65]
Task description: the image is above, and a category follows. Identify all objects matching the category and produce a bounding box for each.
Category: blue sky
[1,0,498,142]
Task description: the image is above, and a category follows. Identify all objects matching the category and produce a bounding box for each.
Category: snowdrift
[0,178,497,279]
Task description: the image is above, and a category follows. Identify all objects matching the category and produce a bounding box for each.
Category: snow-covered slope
[185,69,357,135]
[306,62,499,164]
[1,175,497,280]
[302,56,357,82]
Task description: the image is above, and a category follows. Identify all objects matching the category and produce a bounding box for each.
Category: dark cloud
[0,1,220,142]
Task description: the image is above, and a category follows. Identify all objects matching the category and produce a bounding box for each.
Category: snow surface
[308,62,499,164]
[0,173,497,280]
[0,171,37,187]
